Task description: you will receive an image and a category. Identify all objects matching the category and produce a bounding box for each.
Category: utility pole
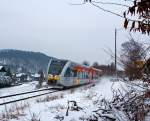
[115,28,117,77]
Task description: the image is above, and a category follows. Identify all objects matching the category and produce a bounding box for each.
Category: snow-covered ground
[0,81,38,96]
[0,76,148,121]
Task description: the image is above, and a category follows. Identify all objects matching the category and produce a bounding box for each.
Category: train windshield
[48,60,67,75]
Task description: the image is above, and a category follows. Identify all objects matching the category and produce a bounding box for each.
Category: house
[0,66,12,87]
[0,66,7,76]
[16,73,28,82]
[31,73,40,81]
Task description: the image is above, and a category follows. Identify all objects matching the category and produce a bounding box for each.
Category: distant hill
[0,49,53,73]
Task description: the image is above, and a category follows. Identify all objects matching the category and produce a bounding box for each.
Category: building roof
[32,73,40,78]
[16,73,26,77]
[0,66,3,70]
[0,66,6,72]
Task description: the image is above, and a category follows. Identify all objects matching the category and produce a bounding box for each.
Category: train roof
[49,58,102,72]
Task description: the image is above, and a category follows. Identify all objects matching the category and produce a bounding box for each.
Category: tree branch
[91,0,130,7]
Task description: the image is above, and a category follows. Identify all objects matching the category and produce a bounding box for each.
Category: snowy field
[0,81,38,97]
[0,76,147,121]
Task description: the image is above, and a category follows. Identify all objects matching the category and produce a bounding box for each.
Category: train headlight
[54,75,60,80]
[48,74,60,80]
[48,74,53,80]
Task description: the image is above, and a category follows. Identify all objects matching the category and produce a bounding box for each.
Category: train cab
[47,59,67,85]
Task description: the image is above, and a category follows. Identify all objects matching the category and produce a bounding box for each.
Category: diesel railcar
[47,59,102,87]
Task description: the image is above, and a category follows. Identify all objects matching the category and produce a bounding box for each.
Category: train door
[63,64,78,87]
[88,71,93,83]
[63,67,72,86]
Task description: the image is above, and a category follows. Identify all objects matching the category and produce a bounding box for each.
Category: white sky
[0,0,149,65]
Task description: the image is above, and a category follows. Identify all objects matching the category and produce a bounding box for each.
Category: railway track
[0,87,61,99]
[0,83,93,106]
[0,81,96,106]
[0,87,63,106]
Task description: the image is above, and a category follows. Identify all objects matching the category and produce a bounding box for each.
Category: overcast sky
[0,0,149,65]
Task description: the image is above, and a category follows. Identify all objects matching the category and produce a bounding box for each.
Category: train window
[70,70,74,77]
[78,72,82,78]
[76,71,89,79]
[83,72,85,78]
[64,68,71,77]
[85,72,89,79]
[73,70,77,77]
[48,60,67,75]
[77,72,85,79]
[81,72,88,79]
[81,72,84,78]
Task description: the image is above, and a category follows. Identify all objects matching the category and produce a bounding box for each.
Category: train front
[47,59,67,85]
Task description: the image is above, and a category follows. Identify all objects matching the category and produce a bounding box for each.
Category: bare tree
[37,70,44,88]
[120,37,146,80]
[82,61,90,66]
[123,0,150,34]
[92,62,99,68]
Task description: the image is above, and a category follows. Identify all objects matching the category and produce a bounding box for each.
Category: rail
[0,82,94,106]
[0,87,60,99]
[0,90,62,106]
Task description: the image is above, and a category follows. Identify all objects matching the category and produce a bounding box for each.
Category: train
[47,59,102,88]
